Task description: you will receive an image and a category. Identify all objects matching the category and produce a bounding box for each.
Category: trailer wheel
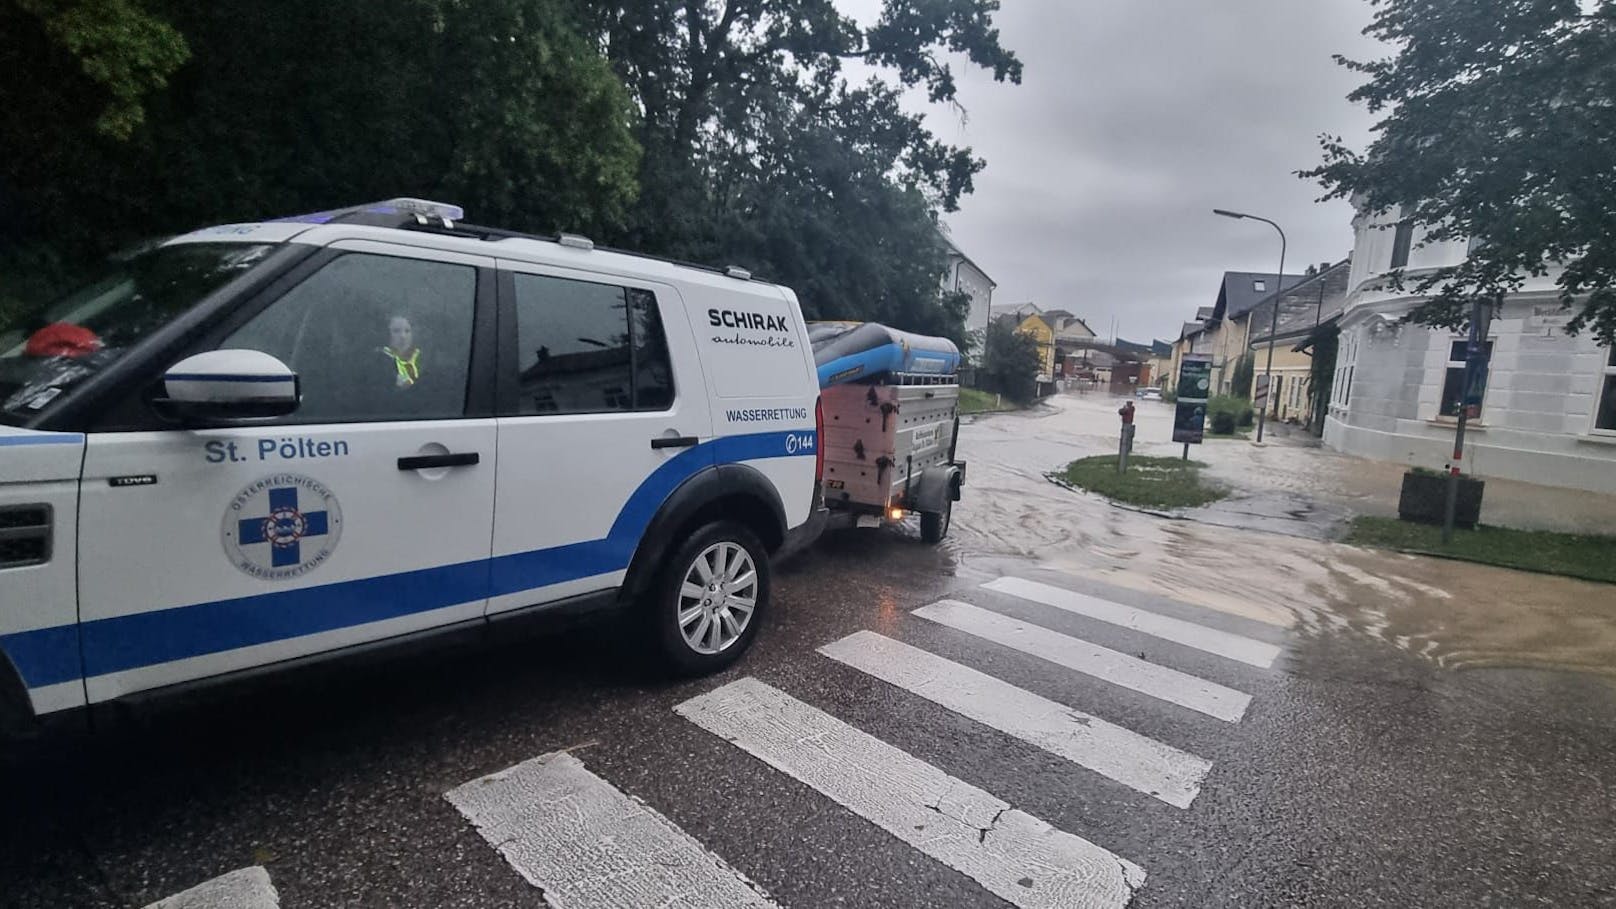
[920,497,952,544]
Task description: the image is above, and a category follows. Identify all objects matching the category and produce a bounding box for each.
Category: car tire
[652,520,771,675]
[920,496,952,544]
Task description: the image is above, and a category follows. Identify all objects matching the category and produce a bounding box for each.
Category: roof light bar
[272,198,466,225]
[725,266,752,280]
[557,233,595,250]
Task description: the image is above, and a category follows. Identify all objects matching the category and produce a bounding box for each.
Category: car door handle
[650,435,699,449]
[397,452,480,470]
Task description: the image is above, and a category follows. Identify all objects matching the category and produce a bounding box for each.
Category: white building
[1324,206,1616,493]
[942,233,997,343]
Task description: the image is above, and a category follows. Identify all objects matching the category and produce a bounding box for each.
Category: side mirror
[153,350,300,424]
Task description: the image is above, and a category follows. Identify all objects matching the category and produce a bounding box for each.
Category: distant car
[1136,386,1164,400]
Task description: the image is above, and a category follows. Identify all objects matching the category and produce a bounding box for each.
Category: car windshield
[0,242,276,424]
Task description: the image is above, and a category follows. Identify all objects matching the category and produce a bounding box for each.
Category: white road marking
[820,631,1212,808]
[914,600,1251,722]
[143,866,279,909]
[677,677,1145,909]
[445,751,777,909]
[984,577,1281,668]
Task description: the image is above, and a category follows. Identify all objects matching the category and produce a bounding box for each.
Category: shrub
[1210,411,1237,435]
[980,318,1043,403]
[1207,394,1253,429]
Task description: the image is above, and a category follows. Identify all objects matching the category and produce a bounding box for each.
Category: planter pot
[1398,471,1484,528]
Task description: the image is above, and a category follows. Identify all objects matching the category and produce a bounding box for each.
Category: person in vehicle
[382,315,421,388]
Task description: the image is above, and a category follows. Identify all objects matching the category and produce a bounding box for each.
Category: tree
[2,0,641,317]
[584,0,1021,342]
[7,0,190,138]
[1303,0,1616,345]
[1230,352,1254,398]
[980,318,1040,402]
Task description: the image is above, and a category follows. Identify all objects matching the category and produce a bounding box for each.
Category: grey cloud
[845,0,1385,341]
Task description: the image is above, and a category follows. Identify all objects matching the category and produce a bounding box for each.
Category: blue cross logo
[237,486,330,568]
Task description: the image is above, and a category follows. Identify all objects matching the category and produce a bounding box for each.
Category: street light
[1213,208,1286,444]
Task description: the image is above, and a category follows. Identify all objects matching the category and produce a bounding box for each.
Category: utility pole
[1442,296,1496,543]
[1212,209,1287,443]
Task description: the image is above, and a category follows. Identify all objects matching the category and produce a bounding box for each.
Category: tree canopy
[1304,0,1616,345]
[3,0,1021,350]
[584,0,1020,350]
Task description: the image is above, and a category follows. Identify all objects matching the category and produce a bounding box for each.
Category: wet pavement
[4,397,1616,908]
[1091,392,1616,536]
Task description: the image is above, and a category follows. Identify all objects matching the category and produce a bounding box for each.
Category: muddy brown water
[947,394,1616,678]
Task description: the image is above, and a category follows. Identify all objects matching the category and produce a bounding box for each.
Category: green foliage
[587,0,1021,346]
[2,0,642,318]
[1303,0,1616,345]
[1229,352,1254,398]
[1207,393,1253,433]
[10,0,190,138]
[1346,516,1616,585]
[979,318,1041,402]
[1055,456,1226,511]
[3,0,1021,349]
[958,386,1010,414]
[1209,411,1236,435]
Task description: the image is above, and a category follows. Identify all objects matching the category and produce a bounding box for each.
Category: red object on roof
[25,323,102,358]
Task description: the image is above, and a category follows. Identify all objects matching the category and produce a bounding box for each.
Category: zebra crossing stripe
[913,600,1251,722]
[819,631,1212,808]
[983,577,1281,668]
[445,751,778,909]
[677,677,1146,909]
[142,866,278,909]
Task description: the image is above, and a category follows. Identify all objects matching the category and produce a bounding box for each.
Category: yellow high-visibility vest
[384,347,421,385]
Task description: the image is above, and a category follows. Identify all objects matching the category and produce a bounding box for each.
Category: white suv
[0,199,822,730]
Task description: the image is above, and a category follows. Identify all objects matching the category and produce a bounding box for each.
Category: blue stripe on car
[0,433,85,447]
[0,429,814,691]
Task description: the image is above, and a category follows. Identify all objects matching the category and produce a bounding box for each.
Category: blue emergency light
[271,198,465,227]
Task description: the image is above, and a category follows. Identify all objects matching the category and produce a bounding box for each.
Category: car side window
[223,253,476,422]
[508,273,674,415]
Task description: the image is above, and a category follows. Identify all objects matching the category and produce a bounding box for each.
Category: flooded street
[5,392,1616,909]
[950,393,1616,678]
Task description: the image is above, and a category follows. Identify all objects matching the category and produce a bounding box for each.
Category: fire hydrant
[1117,401,1137,473]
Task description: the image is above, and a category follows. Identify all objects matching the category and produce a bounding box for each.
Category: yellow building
[1244,260,1350,427]
[1016,313,1057,381]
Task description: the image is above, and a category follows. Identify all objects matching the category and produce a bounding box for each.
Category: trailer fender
[911,464,964,514]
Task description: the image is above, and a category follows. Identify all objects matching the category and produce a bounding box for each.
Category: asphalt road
[5,400,1616,908]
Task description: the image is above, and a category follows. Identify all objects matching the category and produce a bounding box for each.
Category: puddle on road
[951,396,1616,678]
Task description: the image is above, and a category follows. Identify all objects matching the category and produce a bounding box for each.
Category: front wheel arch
[620,464,785,605]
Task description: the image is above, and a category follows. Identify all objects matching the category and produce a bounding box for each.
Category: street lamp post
[1213,208,1286,443]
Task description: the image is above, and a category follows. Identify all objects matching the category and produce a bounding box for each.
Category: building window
[1390,220,1415,269]
[1333,336,1356,413]
[1596,346,1616,432]
[1439,339,1494,417]
[1253,280,1266,293]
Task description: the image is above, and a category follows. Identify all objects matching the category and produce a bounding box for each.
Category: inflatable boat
[809,322,962,387]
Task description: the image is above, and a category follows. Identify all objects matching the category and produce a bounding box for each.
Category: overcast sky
[838,0,1386,342]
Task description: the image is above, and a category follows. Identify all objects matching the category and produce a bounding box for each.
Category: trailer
[810,322,965,543]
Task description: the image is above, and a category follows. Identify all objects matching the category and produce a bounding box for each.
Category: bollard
[1117,401,1136,473]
